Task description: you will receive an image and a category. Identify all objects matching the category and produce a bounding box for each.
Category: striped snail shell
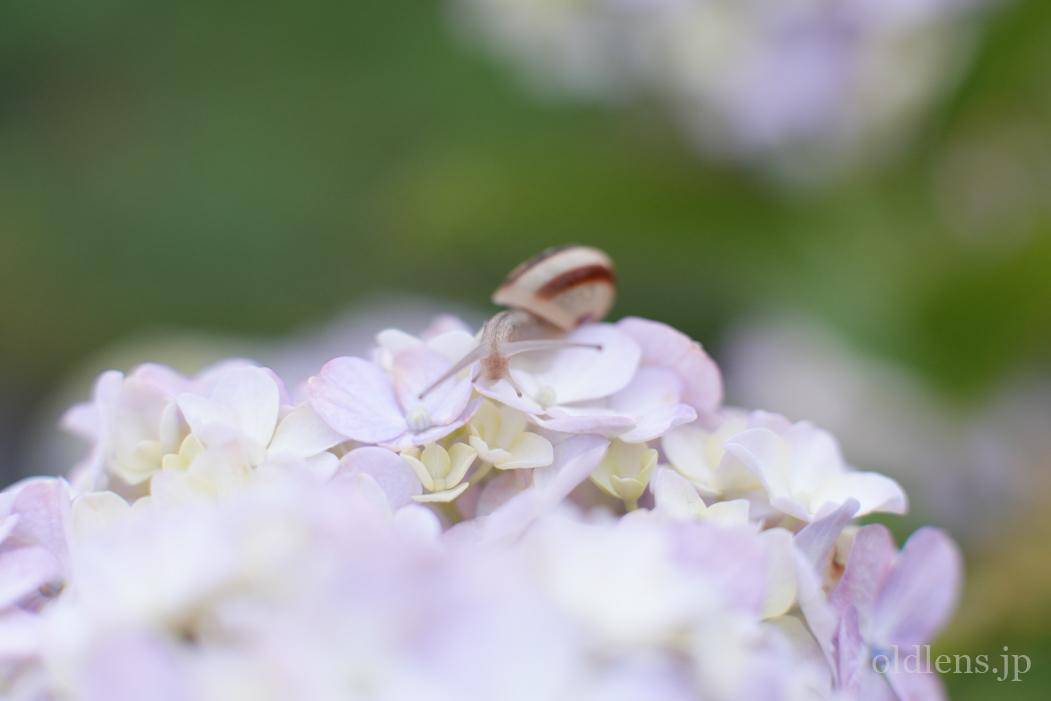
[492,245,616,330]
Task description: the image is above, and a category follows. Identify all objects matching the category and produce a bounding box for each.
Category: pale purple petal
[61,402,101,441]
[617,404,696,443]
[0,547,61,608]
[795,498,858,571]
[308,357,407,443]
[794,549,839,670]
[392,345,474,427]
[4,478,71,572]
[831,524,897,620]
[0,515,18,545]
[871,528,962,647]
[82,633,188,701]
[608,366,698,442]
[472,435,609,543]
[421,314,475,339]
[473,471,528,518]
[532,434,612,501]
[617,317,723,415]
[475,376,544,414]
[835,605,866,692]
[129,363,190,395]
[335,447,422,509]
[0,609,41,659]
[532,406,635,436]
[397,398,480,449]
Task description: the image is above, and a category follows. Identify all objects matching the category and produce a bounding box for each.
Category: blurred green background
[1,1,1049,697]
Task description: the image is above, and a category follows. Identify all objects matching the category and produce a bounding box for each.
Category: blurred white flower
[724,412,907,522]
[453,0,988,176]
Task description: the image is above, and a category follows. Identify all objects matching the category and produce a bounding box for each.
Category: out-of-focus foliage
[0,2,1049,698]
[1,0,1048,399]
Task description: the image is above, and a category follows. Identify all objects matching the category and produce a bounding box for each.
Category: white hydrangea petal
[297,452,340,482]
[818,471,907,518]
[391,504,442,540]
[651,467,704,519]
[209,366,281,450]
[705,499,752,528]
[72,492,130,541]
[661,423,719,493]
[510,324,640,405]
[268,403,343,460]
[425,329,479,363]
[724,427,791,501]
[175,394,235,446]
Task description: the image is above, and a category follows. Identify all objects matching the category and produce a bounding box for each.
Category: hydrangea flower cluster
[452,0,986,175]
[0,313,960,700]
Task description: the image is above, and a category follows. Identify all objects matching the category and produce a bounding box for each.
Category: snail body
[418,245,615,397]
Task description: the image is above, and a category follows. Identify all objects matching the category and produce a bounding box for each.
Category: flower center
[406,405,433,432]
[535,385,557,408]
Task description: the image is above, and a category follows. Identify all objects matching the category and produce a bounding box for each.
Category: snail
[418,245,616,398]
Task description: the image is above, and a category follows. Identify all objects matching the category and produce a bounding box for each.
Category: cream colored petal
[470,401,501,443]
[704,499,751,527]
[589,462,616,496]
[637,448,658,483]
[402,454,435,491]
[445,443,477,487]
[470,435,513,467]
[118,441,164,484]
[499,432,554,470]
[759,528,797,619]
[420,443,452,480]
[494,405,528,449]
[610,476,646,503]
[412,482,470,503]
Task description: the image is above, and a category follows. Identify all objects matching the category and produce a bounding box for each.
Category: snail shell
[416,245,614,398]
[492,245,616,331]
